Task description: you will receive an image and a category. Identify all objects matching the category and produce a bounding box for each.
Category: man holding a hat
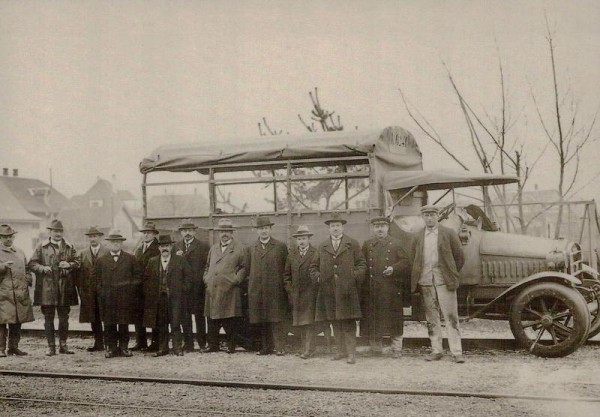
[96,231,144,358]
[310,213,367,364]
[283,225,318,359]
[203,218,247,353]
[29,219,79,356]
[76,226,108,352]
[173,220,210,352]
[0,224,34,357]
[410,205,465,363]
[143,234,191,356]
[133,221,160,351]
[361,216,410,357]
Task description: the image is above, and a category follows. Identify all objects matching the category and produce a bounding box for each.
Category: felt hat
[292,225,313,237]
[324,213,347,225]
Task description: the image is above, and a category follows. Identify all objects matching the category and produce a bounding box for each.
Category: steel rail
[1,369,599,403]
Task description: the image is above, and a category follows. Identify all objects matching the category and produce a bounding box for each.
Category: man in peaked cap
[247,216,289,355]
[410,205,465,363]
[76,226,108,351]
[173,219,210,352]
[361,216,410,357]
[309,213,367,364]
[29,219,80,356]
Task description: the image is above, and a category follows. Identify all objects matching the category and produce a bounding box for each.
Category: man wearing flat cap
[410,205,465,363]
[247,216,289,355]
[309,213,367,364]
[133,221,160,351]
[203,218,247,353]
[0,224,34,357]
[143,234,192,356]
[96,231,143,358]
[361,216,410,357]
[76,226,109,352]
[173,220,210,351]
[29,219,79,356]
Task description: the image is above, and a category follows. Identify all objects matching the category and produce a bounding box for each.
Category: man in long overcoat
[410,205,465,363]
[0,224,34,357]
[144,234,191,356]
[76,226,108,351]
[309,213,367,364]
[173,219,210,351]
[203,218,247,353]
[29,219,79,356]
[96,231,143,358]
[283,225,318,359]
[361,217,410,357]
[133,221,160,351]
[247,216,289,355]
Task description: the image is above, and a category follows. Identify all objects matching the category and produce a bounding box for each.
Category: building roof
[0,176,69,217]
[0,181,42,223]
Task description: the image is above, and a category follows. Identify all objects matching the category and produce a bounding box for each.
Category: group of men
[0,204,465,364]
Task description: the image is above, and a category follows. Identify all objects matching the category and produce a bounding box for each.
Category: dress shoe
[275,351,285,356]
[7,348,28,356]
[346,354,356,364]
[454,355,465,363]
[183,344,194,353]
[0,350,6,358]
[174,350,184,356]
[203,346,220,353]
[256,350,273,356]
[152,350,169,357]
[146,344,159,352]
[425,353,443,361]
[120,349,133,357]
[46,347,56,357]
[331,353,348,361]
[392,351,402,359]
[59,344,74,354]
[86,345,104,352]
[300,351,315,360]
[130,344,147,352]
[105,350,118,359]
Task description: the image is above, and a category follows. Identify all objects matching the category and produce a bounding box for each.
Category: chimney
[2,168,7,176]
[13,169,18,177]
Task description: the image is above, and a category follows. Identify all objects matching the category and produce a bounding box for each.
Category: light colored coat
[0,245,34,324]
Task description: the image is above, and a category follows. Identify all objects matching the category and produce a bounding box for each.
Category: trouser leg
[332,321,347,356]
[135,324,147,347]
[421,286,443,355]
[104,324,117,352]
[260,322,274,352]
[181,299,194,348]
[117,324,129,350]
[41,305,56,347]
[343,319,357,356]
[92,297,104,347]
[8,323,21,350]
[368,313,383,352]
[195,306,207,348]
[303,324,316,355]
[222,317,239,350]
[57,305,70,344]
[272,321,286,352]
[157,293,169,352]
[0,325,6,352]
[435,285,463,356]
[207,318,220,349]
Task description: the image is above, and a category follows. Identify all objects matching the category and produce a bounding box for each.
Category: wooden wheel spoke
[550,311,571,321]
[548,327,559,345]
[522,320,543,329]
[525,307,544,319]
[548,299,560,314]
[529,327,546,352]
[552,321,573,339]
[540,298,548,314]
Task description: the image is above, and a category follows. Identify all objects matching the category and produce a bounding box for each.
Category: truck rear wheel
[509,282,590,358]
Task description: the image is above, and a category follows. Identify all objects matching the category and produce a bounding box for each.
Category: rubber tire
[577,279,600,339]
[509,282,590,358]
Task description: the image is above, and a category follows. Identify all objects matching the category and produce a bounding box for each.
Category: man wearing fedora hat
[203,218,247,353]
[283,225,318,359]
[96,231,143,358]
[361,216,410,357]
[76,226,109,352]
[29,219,79,356]
[143,234,191,356]
[410,205,465,363]
[247,216,289,356]
[0,224,34,357]
[133,221,160,351]
[310,213,367,364]
[173,220,210,352]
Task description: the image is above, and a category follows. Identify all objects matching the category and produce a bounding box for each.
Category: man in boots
[29,219,79,356]
[0,224,34,357]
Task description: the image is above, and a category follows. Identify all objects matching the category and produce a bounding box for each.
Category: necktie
[332,239,340,251]
[112,253,119,262]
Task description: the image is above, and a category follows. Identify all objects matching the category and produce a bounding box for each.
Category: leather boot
[46,346,56,356]
[59,340,74,354]
[45,322,56,356]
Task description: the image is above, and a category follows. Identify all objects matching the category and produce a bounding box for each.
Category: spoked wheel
[509,282,590,358]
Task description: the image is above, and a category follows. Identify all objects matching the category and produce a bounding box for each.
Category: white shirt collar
[111,251,121,256]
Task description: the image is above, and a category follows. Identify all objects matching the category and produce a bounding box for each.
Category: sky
[1,0,599,202]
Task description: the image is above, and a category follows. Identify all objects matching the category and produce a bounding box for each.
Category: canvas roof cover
[383,170,519,191]
[139,126,423,176]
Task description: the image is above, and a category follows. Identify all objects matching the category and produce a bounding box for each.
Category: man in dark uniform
[132,221,160,351]
[361,217,410,357]
[76,226,109,352]
[173,220,210,352]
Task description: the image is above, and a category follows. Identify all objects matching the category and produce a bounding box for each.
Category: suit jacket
[247,238,289,324]
[143,254,192,328]
[76,244,109,323]
[172,238,210,312]
[410,225,465,292]
[309,234,367,321]
[203,240,247,320]
[283,245,317,326]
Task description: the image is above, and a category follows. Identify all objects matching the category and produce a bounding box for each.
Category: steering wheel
[437,202,456,221]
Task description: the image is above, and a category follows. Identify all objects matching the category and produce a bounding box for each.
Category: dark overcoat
[247,238,289,324]
[360,236,410,336]
[76,245,108,323]
[96,251,143,325]
[0,245,34,324]
[283,245,317,326]
[409,225,465,292]
[172,238,210,312]
[309,235,367,322]
[29,239,79,306]
[203,240,247,320]
[134,239,160,269]
[142,254,192,328]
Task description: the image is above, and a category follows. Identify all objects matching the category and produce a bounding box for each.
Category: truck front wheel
[509,282,590,358]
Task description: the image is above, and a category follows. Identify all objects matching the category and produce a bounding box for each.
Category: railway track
[1,369,599,403]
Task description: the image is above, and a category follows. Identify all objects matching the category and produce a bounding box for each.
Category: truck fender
[466,272,582,321]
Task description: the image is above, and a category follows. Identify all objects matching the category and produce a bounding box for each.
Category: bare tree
[298,87,344,132]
